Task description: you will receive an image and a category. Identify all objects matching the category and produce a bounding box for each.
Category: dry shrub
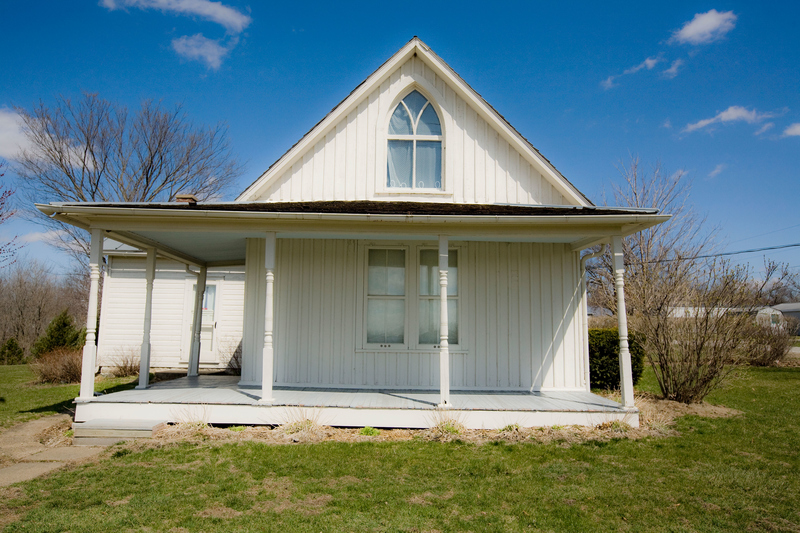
[31,347,82,383]
[745,319,797,367]
[111,348,139,377]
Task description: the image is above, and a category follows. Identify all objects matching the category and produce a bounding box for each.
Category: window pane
[419,249,438,296]
[403,90,428,124]
[387,140,412,188]
[368,249,405,296]
[386,249,405,295]
[202,285,216,311]
[447,251,458,296]
[418,299,459,345]
[415,141,442,189]
[417,104,441,135]
[367,299,405,344]
[388,103,412,135]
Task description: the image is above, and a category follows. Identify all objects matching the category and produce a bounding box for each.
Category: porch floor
[92,375,624,413]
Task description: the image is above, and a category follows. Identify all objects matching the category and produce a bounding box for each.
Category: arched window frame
[385,88,445,191]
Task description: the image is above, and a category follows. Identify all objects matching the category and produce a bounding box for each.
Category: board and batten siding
[254,56,569,207]
[96,256,245,370]
[272,239,585,391]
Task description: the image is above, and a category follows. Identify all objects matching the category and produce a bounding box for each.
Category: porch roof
[36,200,669,267]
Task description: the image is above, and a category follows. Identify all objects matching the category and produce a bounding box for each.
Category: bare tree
[13,93,243,260]
[0,161,19,268]
[587,156,717,316]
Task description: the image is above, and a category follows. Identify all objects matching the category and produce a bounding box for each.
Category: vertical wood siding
[256,56,569,206]
[99,241,585,390]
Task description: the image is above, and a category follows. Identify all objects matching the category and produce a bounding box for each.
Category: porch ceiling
[37,201,670,266]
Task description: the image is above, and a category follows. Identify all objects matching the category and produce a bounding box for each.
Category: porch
[75,375,637,429]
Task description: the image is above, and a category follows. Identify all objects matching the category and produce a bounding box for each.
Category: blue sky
[0,1,798,275]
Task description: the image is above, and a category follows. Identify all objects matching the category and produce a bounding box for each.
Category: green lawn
[1,366,799,532]
[0,365,136,429]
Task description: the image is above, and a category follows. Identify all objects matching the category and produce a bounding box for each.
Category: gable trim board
[236,37,590,207]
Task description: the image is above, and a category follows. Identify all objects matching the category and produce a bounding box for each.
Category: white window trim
[376,81,453,199]
[358,241,463,352]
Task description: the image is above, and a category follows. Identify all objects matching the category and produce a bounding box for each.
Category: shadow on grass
[20,378,139,418]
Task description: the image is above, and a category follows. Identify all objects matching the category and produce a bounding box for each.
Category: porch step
[72,419,167,446]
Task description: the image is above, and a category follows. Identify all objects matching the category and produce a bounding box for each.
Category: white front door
[200,284,217,363]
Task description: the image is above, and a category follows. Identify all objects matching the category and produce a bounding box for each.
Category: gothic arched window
[387,90,442,190]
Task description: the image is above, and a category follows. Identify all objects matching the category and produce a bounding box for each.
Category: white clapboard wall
[253,55,569,206]
[98,240,584,391]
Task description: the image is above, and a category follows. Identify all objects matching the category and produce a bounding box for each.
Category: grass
[2,366,799,531]
[0,364,137,429]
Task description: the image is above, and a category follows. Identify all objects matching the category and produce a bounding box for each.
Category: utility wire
[642,242,800,264]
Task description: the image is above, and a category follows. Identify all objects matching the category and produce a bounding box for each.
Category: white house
[39,38,668,430]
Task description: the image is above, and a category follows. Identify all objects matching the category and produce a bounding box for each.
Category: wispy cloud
[662,119,672,129]
[683,106,780,133]
[669,9,737,45]
[172,34,233,69]
[662,59,684,79]
[100,0,251,69]
[754,123,774,136]
[708,164,726,178]
[601,56,660,90]
[101,0,251,32]
[0,108,32,161]
[784,123,800,137]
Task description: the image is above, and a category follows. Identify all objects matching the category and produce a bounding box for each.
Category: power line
[729,222,800,245]
[643,242,800,264]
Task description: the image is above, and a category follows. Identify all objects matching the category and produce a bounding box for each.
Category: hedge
[588,327,645,390]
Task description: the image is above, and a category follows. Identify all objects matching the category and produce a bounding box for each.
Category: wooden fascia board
[236,40,420,202]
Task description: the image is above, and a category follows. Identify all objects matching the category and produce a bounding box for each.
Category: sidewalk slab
[0,462,66,487]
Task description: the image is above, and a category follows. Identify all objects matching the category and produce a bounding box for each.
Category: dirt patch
[196,505,243,518]
[106,496,132,507]
[36,416,73,448]
[408,490,455,505]
[0,487,27,529]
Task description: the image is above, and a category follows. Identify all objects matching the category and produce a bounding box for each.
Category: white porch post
[188,266,207,377]
[438,235,450,407]
[136,248,157,390]
[259,232,276,404]
[611,236,635,408]
[78,229,103,401]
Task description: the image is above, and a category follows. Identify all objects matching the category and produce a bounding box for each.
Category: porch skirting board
[75,376,638,429]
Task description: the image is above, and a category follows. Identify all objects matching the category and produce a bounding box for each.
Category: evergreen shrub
[0,338,25,365]
[30,310,85,359]
[588,327,645,390]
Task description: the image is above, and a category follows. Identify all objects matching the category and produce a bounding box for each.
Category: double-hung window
[364,245,459,350]
[387,90,443,190]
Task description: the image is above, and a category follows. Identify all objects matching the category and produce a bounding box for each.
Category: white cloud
[172,34,232,69]
[754,123,774,136]
[600,76,617,90]
[784,123,800,137]
[708,164,726,178]
[669,10,737,45]
[0,108,32,161]
[662,119,672,129]
[602,56,661,90]
[622,56,661,75]
[101,0,251,33]
[662,59,684,79]
[683,106,778,133]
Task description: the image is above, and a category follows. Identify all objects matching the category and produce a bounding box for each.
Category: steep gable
[237,38,591,207]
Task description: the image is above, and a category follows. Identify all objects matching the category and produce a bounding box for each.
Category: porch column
[187,266,207,377]
[259,232,276,404]
[611,236,635,408]
[438,235,450,407]
[78,229,103,401]
[136,248,157,389]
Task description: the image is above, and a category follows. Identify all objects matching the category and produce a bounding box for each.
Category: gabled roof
[236,37,592,206]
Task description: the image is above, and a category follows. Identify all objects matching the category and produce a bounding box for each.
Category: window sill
[357,348,465,354]
[374,191,454,198]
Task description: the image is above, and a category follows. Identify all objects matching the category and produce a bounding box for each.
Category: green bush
[0,338,25,365]
[588,327,645,390]
[30,310,86,359]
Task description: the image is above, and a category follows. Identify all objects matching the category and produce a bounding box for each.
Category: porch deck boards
[94,375,624,413]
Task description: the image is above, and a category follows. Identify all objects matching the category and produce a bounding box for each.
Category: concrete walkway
[0,415,107,487]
